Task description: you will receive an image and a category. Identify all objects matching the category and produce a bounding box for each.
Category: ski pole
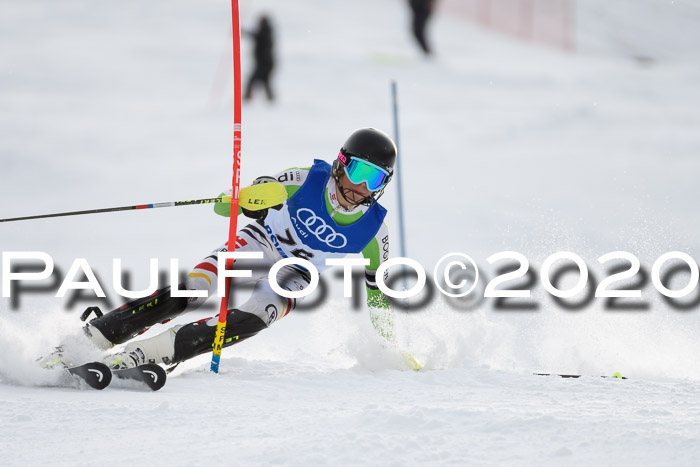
[0,197,232,223]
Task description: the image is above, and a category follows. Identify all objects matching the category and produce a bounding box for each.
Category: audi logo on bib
[295,208,347,248]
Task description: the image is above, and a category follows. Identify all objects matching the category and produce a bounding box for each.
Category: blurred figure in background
[244,14,275,102]
[408,0,436,55]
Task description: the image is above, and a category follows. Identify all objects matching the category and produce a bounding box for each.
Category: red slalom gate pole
[211,0,243,373]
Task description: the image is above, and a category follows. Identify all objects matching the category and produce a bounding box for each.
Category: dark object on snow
[408,0,436,55]
[244,15,275,102]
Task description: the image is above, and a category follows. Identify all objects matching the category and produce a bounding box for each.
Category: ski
[534,372,627,380]
[112,363,167,391]
[66,362,113,390]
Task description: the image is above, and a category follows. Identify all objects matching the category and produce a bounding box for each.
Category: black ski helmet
[332,127,397,206]
[340,127,397,176]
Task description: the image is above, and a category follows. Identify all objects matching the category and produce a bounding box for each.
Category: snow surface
[2,0,700,465]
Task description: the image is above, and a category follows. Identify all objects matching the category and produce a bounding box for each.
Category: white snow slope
[1,0,700,465]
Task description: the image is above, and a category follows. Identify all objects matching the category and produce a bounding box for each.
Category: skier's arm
[214,167,310,217]
[361,222,394,342]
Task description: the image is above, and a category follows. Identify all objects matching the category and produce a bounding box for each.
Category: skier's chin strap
[339,186,382,208]
[332,162,384,209]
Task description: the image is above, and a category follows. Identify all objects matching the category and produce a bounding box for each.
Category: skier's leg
[263,76,274,101]
[86,228,268,349]
[245,67,262,100]
[244,75,255,100]
[412,10,431,54]
[83,247,226,349]
[261,64,274,101]
[85,286,188,348]
[172,264,309,363]
[105,264,311,367]
[37,286,188,368]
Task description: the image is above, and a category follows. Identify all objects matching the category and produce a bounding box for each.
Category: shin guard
[172,309,267,363]
[87,287,188,345]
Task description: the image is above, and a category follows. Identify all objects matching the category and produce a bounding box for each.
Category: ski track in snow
[3,361,700,465]
[2,0,700,465]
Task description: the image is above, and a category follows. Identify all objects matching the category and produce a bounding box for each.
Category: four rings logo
[295,208,347,248]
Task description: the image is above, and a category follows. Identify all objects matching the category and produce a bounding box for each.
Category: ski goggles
[338,152,391,191]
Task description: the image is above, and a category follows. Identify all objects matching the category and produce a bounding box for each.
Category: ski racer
[65,128,398,369]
